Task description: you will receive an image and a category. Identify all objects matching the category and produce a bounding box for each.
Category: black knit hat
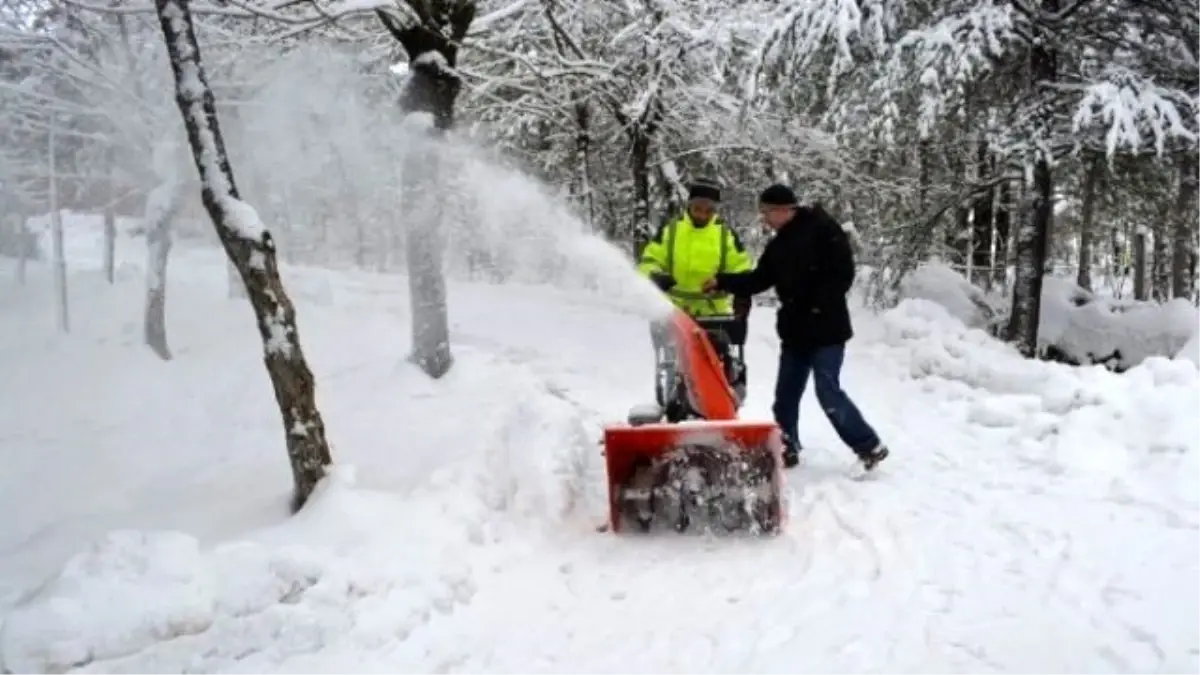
[688,179,721,203]
[759,184,798,207]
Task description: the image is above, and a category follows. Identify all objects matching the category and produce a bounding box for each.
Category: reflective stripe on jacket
[638,213,752,316]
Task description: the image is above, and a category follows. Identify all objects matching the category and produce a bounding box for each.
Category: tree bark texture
[1151,199,1171,301]
[1006,159,1052,357]
[992,179,1012,288]
[1075,152,1103,292]
[1005,3,1057,358]
[572,97,595,227]
[970,141,994,286]
[1171,152,1198,299]
[1133,232,1147,300]
[630,129,652,253]
[154,0,333,511]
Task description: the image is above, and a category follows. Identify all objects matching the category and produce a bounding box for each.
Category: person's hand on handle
[650,272,676,292]
[701,277,720,294]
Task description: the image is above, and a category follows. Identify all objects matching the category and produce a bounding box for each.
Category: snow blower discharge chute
[602,308,787,535]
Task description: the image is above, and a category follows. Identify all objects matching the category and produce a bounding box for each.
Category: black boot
[781,436,801,469]
[857,443,889,471]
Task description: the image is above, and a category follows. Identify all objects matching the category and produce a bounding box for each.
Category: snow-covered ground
[1,218,1197,673]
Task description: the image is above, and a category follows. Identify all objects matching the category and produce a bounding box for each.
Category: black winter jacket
[714,206,855,350]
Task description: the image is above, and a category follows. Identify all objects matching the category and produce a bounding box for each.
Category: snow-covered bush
[899,262,1198,371]
[1038,277,1198,370]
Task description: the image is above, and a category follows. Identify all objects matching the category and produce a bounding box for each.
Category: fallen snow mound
[0,353,597,674]
[899,261,1002,329]
[1039,276,1198,370]
[899,262,1198,370]
[0,472,473,674]
[879,298,1200,469]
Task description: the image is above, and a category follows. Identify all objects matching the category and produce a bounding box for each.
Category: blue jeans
[772,344,881,456]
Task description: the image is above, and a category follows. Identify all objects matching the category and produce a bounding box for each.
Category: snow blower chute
[602,308,786,535]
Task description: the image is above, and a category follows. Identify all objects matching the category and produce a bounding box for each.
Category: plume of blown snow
[225,43,671,322]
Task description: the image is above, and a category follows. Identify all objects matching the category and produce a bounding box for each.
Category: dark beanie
[759,184,797,206]
[688,180,721,202]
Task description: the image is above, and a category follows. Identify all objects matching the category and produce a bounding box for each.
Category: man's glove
[733,295,752,319]
[650,272,676,292]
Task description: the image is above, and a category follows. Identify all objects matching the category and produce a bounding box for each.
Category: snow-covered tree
[153,0,333,511]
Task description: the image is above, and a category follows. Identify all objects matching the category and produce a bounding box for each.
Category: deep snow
[0,217,1197,673]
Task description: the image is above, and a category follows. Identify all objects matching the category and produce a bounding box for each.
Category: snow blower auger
[602,308,787,536]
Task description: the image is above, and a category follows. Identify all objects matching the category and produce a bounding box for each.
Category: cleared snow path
[1,241,1196,673]
[408,287,1200,674]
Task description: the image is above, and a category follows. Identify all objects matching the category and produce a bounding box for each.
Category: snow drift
[900,262,1199,370]
[876,297,1199,472]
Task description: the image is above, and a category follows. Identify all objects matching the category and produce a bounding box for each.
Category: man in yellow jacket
[638,179,754,318]
[638,179,754,407]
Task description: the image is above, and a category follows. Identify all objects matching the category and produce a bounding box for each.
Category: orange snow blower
[602,307,787,535]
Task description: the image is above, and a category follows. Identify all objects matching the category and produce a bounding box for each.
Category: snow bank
[900,262,1199,370]
[0,348,597,674]
[0,470,476,674]
[898,262,1001,329]
[1039,277,1198,369]
[1178,330,1200,366]
[878,298,1200,481]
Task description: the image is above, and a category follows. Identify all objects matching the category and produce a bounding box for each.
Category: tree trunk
[1151,200,1170,301]
[155,0,333,511]
[970,142,994,286]
[952,204,970,271]
[14,213,30,285]
[1005,8,1056,358]
[227,261,246,298]
[992,178,1012,288]
[1007,158,1052,356]
[1171,152,1198,299]
[630,129,652,255]
[917,139,931,214]
[403,132,453,378]
[398,59,458,379]
[103,146,117,284]
[572,96,595,228]
[1075,151,1103,291]
[376,0,473,379]
[143,178,184,361]
[1133,231,1147,300]
[49,123,69,333]
[947,143,971,269]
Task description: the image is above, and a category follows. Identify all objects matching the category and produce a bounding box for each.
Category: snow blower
[602,307,787,535]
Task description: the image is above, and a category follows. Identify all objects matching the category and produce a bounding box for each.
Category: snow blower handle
[666,309,739,421]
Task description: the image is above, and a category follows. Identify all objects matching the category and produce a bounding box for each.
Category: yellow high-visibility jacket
[638,213,753,316]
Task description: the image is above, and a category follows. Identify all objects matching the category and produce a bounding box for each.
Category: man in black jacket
[703,184,888,470]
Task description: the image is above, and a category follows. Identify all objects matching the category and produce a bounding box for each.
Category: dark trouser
[772,344,880,456]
